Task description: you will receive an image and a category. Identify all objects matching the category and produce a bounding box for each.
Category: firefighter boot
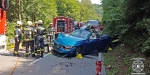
[36,50,41,58]
[32,52,35,57]
[13,51,20,57]
[26,53,30,57]
[13,51,18,56]
[13,52,16,56]
[35,48,37,53]
[40,51,44,58]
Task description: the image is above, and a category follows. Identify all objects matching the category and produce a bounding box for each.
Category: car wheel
[75,47,82,56]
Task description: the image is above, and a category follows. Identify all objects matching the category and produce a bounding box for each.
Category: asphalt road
[0,49,106,75]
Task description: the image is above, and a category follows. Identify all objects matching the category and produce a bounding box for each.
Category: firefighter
[59,23,65,32]
[75,23,80,30]
[47,23,55,43]
[34,22,38,28]
[86,24,95,32]
[90,26,95,32]
[35,20,46,58]
[13,21,22,56]
[33,22,38,53]
[45,23,56,53]
[22,21,35,57]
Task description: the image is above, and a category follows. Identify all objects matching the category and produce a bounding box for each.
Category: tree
[79,0,99,21]
[22,0,57,26]
[7,0,19,22]
[103,0,150,55]
[102,0,125,35]
[55,0,80,21]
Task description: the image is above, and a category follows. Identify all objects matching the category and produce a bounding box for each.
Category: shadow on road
[0,49,40,75]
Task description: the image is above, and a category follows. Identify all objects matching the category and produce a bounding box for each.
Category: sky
[78,0,102,5]
[91,0,102,4]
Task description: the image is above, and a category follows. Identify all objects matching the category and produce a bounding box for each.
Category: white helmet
[17,21,23,25]
[38,20,43,24]
[27,21,33,26]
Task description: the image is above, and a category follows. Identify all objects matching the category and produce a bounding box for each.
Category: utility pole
[18,0,21,21]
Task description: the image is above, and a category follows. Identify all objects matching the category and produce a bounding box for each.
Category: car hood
[56,33,85,46]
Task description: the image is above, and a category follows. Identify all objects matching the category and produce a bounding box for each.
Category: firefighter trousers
[36,35,45,58]
[47,34,54,43]
[24,40,35,57]
[34,36,37,53]
[13,38,21,56]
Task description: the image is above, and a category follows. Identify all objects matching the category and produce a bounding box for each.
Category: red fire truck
[0,0,9,52]
[53,16,75,34]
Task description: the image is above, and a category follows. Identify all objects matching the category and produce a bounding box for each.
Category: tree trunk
[18,0,21,21]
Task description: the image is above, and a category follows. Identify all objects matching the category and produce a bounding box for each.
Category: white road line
[28,53,49,65]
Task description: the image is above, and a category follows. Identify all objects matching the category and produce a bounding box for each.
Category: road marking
[28,53,49,65]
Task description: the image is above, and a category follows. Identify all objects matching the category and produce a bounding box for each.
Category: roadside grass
[103,44,150,75]
[6,42,13,50]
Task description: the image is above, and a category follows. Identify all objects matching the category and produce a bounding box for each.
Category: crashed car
[51,28,112,57]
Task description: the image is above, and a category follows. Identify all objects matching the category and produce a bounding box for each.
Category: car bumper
[52,44,76,56]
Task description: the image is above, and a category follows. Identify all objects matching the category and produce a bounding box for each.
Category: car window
[70,29,90,39]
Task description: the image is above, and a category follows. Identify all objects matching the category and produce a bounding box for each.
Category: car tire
[75,47,82,56]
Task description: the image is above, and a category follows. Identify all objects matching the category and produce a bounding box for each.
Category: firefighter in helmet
[86,24,95,32]
[47,22,55,43]
[22,21,35,57]
[13,21,22,56]
[35,20,46,58]
[33,22,38,53]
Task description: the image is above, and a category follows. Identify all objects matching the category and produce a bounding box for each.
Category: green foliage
[22,0,57,27]
[103,0,150,54]
[7,0,18,22]
[79,0,100,21]
[102,0,126,36]
[93,4,103,21]
[55,0,80,21]
[6,22,16,39]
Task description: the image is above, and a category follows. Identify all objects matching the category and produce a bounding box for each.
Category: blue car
[52,28,112,57]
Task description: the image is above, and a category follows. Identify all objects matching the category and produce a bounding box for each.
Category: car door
[84,33,98,53]
[96,34,110,51]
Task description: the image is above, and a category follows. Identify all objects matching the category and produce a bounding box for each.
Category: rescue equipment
[76,54,83,59]
[96,61,102,75]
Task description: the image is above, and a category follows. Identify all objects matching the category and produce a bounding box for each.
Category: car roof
[80,25,88,29]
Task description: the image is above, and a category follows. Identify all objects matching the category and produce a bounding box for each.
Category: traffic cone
[108,47,112,50]
[76,54,83,59]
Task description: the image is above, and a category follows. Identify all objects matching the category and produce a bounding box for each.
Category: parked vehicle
[52,27,112,57]
[53,16,75,34]
[87,20,101,31]
[0,0,9,52]
[53,16,75,39]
